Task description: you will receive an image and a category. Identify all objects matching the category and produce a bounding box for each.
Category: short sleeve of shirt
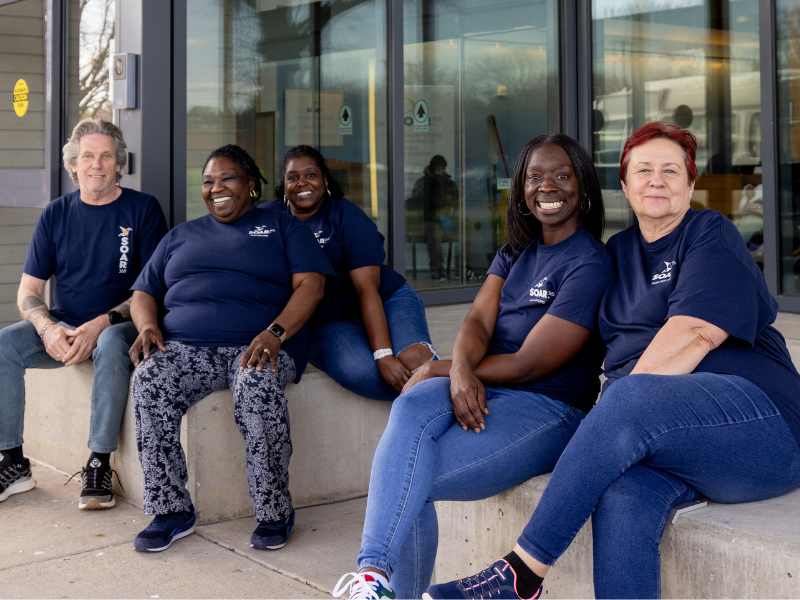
[667,225,761,346]
[131,234,170,300]
[22,210,55,281]
[548,261,614,333]
[339,204,386,271]
[282,216,335,276]
[486,245,515,280]
[138,197,169,267]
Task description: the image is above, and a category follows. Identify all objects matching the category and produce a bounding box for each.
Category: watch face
[108,311,124,325]
[269,323,286,338]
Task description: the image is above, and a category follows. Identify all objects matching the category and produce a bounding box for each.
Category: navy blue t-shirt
[132,208,334,378]
[261,198,405,327]
[600,208,800,446]
[486,226,614,413]
[22,188,167,327]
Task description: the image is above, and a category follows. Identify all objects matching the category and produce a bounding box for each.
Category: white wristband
[373,348,393,361]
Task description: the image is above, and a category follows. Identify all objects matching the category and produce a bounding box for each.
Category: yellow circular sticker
[13,79,29,117]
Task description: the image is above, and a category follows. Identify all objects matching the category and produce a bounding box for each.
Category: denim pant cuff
[516,535,558,567]
[0,439,24,452]
[357,558,393,579]
[88,443,118,453]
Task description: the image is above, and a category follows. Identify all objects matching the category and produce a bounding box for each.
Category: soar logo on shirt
[118,227,132,273]
[651,261,677,285]
[529,276,555,304]
[249,226,276,238]
[313,230,331,246]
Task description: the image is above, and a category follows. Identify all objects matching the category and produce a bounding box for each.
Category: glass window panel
[777,0,800,295]
[0,0,46,170]
[186,0,389,242]
[592,0,762,270]
[66,0,116,133]
[403,0,560,290]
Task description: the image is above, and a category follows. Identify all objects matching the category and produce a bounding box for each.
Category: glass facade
[592,0,763,267]
[402,0,559,290]
[10,0,800,309]
[186,0,389,241]
[777,0,800,295]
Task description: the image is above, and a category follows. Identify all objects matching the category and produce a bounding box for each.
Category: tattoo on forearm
[24,306,49,328]
[21,296,45,311]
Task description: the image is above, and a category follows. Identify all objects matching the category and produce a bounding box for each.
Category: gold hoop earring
[283,194,288,207]
[250,189,257,199]
[584,196,591,213]
[519,202,532,216]
[326,185,332,197]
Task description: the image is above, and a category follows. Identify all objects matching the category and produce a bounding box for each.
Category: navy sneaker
[423,559,542,600]
[0,456,35,502]
[250,509,295,550]
[133,507,196,552]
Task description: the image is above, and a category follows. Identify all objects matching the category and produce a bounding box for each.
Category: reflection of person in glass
[426,122,800,600]
[263,145,437,401]
[411,155,459,281]
[129,145,333,553]
[333,135,612,600]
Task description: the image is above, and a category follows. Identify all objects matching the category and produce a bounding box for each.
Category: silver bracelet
[38,321,55,339]
[373,348,393,361]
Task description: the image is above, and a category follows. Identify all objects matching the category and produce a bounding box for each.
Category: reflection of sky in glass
[593,0,703,18]
[187,0,224,111]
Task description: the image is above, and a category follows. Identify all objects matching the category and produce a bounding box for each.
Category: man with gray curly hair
[0,118,167,509]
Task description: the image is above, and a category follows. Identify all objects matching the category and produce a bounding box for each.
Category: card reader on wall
[112,53,137,109]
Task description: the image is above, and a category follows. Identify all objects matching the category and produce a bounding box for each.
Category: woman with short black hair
[263,145,436,401]
[128,144,333,554]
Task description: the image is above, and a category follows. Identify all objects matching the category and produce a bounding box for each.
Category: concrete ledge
[434,474,800,598]
[23,364,391,524]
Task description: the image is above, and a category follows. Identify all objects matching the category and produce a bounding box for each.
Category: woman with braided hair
[262,145,437,401]
[128,144,334,553]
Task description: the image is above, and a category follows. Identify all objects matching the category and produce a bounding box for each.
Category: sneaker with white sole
[133,506,196,552]
[0,456,35,502]
[250,509,295,550]
[333,572,396,600]
[65,459,123,509]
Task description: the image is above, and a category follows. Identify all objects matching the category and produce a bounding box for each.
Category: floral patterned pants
[131,341,296,522]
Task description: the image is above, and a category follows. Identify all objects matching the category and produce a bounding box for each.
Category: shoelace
[332,573,385,600]
[65,467,125,493]
[0,463,28,488]
[457,564,507,599]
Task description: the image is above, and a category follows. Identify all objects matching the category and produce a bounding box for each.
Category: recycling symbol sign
[339,104,352,135]
[413,99,429,132]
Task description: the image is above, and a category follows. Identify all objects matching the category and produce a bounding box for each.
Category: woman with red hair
[425,122,800,599]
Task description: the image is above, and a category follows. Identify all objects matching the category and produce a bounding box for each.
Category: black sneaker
[0,456,36,502]
[134,506,196,552]
[431,267,447,282]
[250,509,295,550]
[65,458,122,510]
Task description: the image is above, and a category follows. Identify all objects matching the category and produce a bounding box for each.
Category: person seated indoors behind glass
[261,145,436,401]
[0,118,167,509]
[333,134,613,600]
[425,122,800,600]
[128,145,333,554]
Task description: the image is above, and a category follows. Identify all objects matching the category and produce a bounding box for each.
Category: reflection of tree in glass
[77,0,115,122]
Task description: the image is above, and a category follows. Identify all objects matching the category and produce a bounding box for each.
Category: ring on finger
[263,348,271,356]
[56,354,60,360]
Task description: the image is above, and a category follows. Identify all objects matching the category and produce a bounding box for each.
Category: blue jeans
[357,377,586,598]
[309,282,437,401]
[517,373,800,599]
[0,320,138,453]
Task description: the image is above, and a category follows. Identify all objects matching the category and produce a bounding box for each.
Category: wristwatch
[108,310,125,325]
[267,322,286,343]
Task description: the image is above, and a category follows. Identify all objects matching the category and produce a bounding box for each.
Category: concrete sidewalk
[0,460,366,599]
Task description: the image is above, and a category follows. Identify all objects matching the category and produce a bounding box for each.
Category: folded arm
[631,315,729,376]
